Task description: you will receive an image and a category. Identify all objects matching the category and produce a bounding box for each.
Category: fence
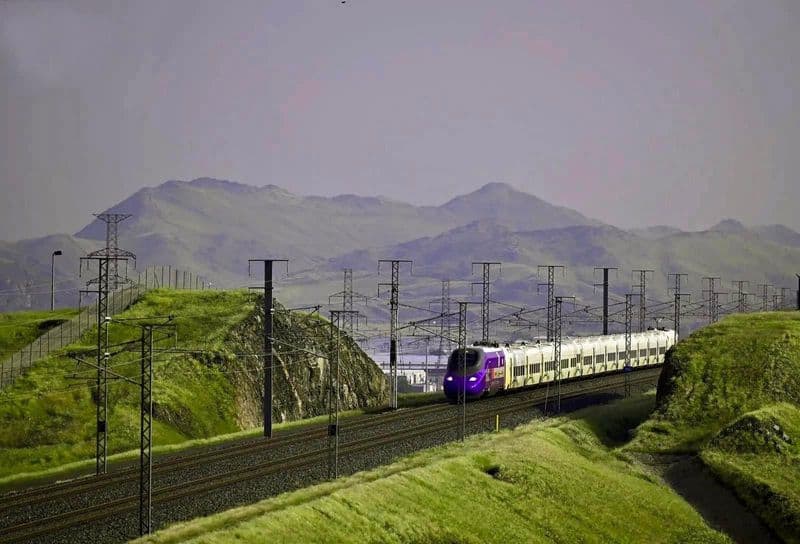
[0,265,211,389]
[137,265,210,291]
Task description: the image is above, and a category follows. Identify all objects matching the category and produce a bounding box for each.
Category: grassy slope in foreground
[0,308,78,355]
[630,312,800,542]
[136,395,728,544]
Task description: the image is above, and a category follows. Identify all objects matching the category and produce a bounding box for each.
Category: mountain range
[1,178,798,338]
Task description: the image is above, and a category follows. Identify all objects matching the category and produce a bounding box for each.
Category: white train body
[443,329,675,399]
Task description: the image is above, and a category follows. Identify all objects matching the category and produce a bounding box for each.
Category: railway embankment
[629,312,800,542]
[132,393,730,543]
[0,290,386,484]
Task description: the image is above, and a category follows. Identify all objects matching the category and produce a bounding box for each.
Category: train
[443,329,675,400]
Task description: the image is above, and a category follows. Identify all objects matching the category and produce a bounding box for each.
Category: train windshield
[447,348,482,375]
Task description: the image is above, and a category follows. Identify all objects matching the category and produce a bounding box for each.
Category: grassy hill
[0,290,386,481]
[135,394,729,544]
[0,308,78,355]
[630,312,800,541]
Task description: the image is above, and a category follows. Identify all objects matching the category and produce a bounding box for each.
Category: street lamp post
[51,250,62,310]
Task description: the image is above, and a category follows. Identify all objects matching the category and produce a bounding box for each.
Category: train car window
[596,354,605,364]
[533,363,542,373]
[649,347,657,356]
[659,346,666,355]
[629,350,637,359]
[570,356,577,366]
[583,355,592,365]
[618,351,626,360]
[608,352,616,362]
[447,349,481,375]
[639,348,647,357]
[561,359,569,369]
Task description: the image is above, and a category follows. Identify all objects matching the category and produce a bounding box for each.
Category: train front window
[447,349,482,375]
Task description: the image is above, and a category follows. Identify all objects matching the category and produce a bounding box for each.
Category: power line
[757,283,773,311]
[328,269,369,335]
[137,320,175,536]
[553,295,575,411]
[327,309,362,479]
[632,269,654,332]
[731,280,751,313]
[429,279,453,368]
[79,212,136,475]
[780,287,793,310]
[668,273,689,343]
[471,262,501,343]
[377,259,412,410]
[455,301,476,441]
[537,265,565,341]
[702,277,725,324]
[623,293,639,397]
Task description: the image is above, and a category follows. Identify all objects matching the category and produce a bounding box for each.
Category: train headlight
[468,376,478,382]
[446,376,454,382]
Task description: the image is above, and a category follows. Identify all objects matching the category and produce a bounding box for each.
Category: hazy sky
[1,0,798,240]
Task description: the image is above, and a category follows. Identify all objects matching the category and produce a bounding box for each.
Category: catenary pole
[378,259,412,410]
[248,258,288,438]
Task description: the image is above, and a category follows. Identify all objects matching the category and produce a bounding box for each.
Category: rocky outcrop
[223,300,387,427]
[655,345,683,410]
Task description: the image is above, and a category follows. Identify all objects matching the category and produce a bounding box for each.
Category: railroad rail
[0,367,660,543]
[0,401,451,512]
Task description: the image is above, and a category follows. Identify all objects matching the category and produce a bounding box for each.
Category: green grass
[630,311,800,453]
[0,408,366,492]
[626,312,800,541]
[135,393,729,544]
[0,308,78,355]
[700,403,800,543]
[0,290,254,479]
[396,390,447,408]
[0,288,386,487]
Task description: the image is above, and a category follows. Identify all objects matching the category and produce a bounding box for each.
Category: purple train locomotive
[443,346,506,399]
[443,329,675,401]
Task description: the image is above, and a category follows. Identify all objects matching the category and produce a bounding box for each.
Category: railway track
[0,401,451,513]
[0,368,660,543]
